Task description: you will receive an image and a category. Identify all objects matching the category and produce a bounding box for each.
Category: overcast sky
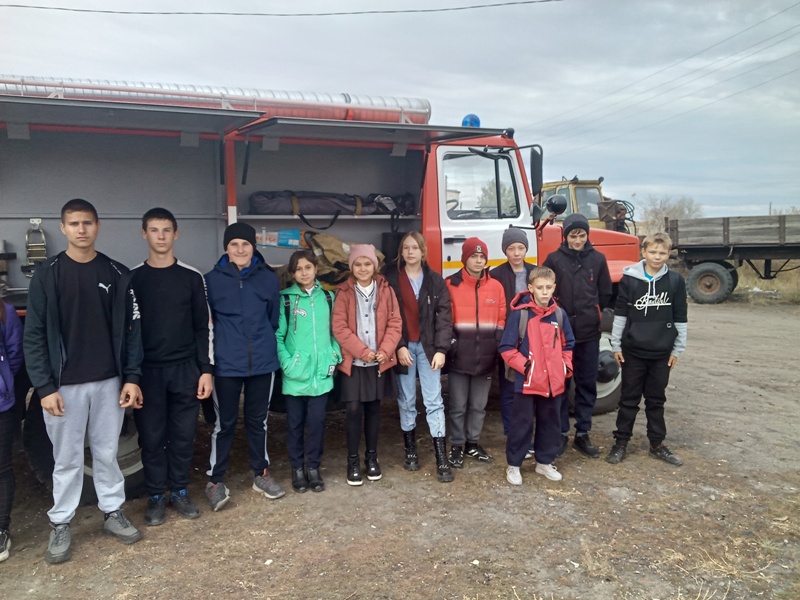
[2,0,799,217]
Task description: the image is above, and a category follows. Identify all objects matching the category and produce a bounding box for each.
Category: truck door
[437,146,534,276]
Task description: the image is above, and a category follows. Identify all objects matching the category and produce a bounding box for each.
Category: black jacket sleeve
[193,273,214,374]
[596,255,613,309]
[23,269,58,398]
[433,274,453,355]
[122,280,143,385]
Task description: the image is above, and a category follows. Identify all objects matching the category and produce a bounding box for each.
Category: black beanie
[223,222,257,250]
[562,213,590,239]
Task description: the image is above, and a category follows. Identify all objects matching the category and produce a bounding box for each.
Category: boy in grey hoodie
[605,232,687,466]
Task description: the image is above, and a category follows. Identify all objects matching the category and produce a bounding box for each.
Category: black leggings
[346,400,381,456]
[0,408,15,531]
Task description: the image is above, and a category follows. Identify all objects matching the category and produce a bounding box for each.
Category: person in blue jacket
[204,223,284,510]
[0,299,23,562]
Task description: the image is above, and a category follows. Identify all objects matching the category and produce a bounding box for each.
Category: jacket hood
[622,259,669,282]
[336,272,391,293]
[622,260,670,316]
[281,280,326,298]
[455,267,489,288]
[509,291,557,317]
[214,249,272,274]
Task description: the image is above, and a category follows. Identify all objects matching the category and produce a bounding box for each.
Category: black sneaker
[464,442,494,463]
[144,494,167,526]
[649,444,683,466]
[347,455,363,486]
[573,433,600,459]
[0,529,10,563]
[605,444,628,464]
[556,434,569,458]
[170,489,200,519]
[448,445,464,469]
[365,451,382,481]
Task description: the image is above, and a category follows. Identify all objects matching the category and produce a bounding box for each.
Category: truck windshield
[575,186,602,218]
[443,152,519,220]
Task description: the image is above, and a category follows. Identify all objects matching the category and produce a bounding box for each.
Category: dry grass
[735,260,800,303]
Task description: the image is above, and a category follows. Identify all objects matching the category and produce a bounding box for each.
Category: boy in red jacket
[500,266,575,484]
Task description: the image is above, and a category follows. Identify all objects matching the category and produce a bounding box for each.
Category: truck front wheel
[23,389,146,503]
[687,262,734,304]
[592,334,622,414]
[566,334,622,415]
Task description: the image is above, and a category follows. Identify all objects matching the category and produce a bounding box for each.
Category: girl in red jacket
[500,266,574,485]
[332,245,402,486]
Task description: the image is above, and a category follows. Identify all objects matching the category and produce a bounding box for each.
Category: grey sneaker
[205,482,230,511]
[103,510,142,545]
[45,523,72,564]
[253,469,285,499]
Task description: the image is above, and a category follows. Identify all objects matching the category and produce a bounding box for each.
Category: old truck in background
[540,176,636,234]
[667,214,800,303]
[0,76,639,498]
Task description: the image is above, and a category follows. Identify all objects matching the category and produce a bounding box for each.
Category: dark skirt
[340,365,395,403]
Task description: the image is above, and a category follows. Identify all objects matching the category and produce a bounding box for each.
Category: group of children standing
[0,199,687,565]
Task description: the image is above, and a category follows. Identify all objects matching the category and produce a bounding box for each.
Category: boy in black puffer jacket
[542,213,612,459]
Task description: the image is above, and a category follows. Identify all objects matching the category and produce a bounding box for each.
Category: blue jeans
[396,341,446,437]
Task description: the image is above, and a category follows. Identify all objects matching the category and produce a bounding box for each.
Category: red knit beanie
[461,237,488,265]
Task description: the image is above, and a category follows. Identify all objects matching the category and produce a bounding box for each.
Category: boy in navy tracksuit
[500,266,574,485]
[606,232,687,466]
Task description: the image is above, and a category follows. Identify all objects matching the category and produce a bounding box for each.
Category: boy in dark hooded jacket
[542,213,611,459]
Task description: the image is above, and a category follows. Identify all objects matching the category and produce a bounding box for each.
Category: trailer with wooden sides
[667,214,800,303]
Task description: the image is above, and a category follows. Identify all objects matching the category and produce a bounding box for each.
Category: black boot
[403,429,420,471]
[306,467,325,492]
[347,455,363,486]
[433,437,454,483]
[291,467,309,493]
[365,451,382,481]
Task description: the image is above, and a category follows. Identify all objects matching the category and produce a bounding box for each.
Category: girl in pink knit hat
[332,245,403,486]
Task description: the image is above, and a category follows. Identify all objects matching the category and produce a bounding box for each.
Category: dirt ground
[1,299,798,600]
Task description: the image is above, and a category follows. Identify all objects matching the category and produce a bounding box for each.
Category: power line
[516,0,800,133]
[545,27,800,140]
[548,65,800,159]
[0,1,561,17]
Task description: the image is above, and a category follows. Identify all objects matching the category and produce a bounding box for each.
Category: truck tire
[23,389,146,503]
[566,334,622,415]
[687,262,734,304]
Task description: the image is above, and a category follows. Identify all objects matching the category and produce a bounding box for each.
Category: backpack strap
[517,308,529,345]
[283,296,293,332]
[325,289,334,334]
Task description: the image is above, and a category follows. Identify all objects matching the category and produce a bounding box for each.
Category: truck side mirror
[530,203,543,226]
[546,194,567,216]
[529,145,543,198]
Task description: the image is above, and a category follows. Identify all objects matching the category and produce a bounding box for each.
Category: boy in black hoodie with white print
[606,232,687,466]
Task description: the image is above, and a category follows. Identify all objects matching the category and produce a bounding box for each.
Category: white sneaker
[524,447,535,460]
[506,466,522,486]
[535,462,563,481]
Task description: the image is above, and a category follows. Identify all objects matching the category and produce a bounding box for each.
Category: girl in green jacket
[277,250,341,493]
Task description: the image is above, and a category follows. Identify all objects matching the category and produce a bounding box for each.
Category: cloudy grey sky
[2,0,799,217]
